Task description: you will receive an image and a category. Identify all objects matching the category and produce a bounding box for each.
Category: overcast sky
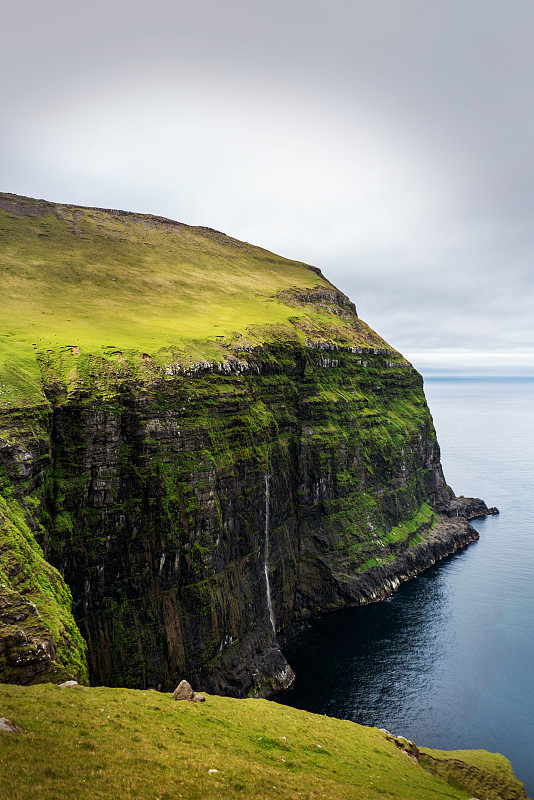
[3,0,534,374]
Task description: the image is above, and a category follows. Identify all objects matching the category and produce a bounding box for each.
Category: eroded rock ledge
[382,730,528,800]
[296,513,484,616]
[444,495,499,520]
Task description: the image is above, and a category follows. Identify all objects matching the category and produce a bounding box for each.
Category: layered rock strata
[0,340,494,696]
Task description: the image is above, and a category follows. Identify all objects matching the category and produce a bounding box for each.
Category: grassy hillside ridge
[0,192,398,408]
[0,683,528,800]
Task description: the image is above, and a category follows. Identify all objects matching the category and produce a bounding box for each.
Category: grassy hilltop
[0,683,527,800]
[0,192,391,408]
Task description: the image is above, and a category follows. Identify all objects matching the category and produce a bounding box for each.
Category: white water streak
[264,473,276,632]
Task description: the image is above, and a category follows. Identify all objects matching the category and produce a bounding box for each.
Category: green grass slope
[0,491,88,685]
[0,683,528,800]
[0,192,393,408]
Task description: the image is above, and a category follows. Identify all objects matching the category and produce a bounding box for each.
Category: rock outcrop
[444,495,499,519]
[380,730,527,800]
[172,679,205,702]
[0,717,26,734]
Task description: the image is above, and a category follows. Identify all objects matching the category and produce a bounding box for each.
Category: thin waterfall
[264,473,276,632]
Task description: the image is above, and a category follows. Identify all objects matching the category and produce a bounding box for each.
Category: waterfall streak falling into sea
[264,473,276,632]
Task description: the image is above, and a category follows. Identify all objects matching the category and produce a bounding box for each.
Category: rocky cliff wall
[0,407,88,683]
[0,338,491,696]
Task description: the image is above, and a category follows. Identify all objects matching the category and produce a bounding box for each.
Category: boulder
[0,717,26,734]
[172,680,205,702]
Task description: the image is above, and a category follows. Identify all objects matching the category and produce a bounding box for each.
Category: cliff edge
[0,683,527,800]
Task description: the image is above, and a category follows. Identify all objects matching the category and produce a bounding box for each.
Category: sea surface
[275,378,534,796]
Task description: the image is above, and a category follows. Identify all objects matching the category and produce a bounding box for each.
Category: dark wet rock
[295,516,481,614]
[445,495,499,519]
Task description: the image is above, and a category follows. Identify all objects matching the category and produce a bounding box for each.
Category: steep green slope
[0,683,527,800]
[0,491,87,684]
[0,192,388,408]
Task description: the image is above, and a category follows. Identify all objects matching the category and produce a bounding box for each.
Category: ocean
[275,378,534,796]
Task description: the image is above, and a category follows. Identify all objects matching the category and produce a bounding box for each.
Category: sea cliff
[0,192,495,695]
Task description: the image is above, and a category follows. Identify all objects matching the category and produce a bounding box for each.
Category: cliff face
[0,193,492,695]
[0,407,88,684]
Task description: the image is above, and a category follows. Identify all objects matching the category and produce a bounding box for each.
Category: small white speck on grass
[208,769,219,774]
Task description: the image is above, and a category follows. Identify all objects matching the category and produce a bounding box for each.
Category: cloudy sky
[3,0,534,374]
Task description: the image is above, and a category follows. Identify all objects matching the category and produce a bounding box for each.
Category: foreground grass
[0,684,527,800]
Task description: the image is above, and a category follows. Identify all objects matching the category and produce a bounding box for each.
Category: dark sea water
[275,378,534,797]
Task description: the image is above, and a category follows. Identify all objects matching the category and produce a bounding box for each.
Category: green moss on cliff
[28,340,447,689]
[0,492,88,683]
[0,683,527,800]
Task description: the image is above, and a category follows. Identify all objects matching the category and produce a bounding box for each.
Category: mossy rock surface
[0,494,87,684]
